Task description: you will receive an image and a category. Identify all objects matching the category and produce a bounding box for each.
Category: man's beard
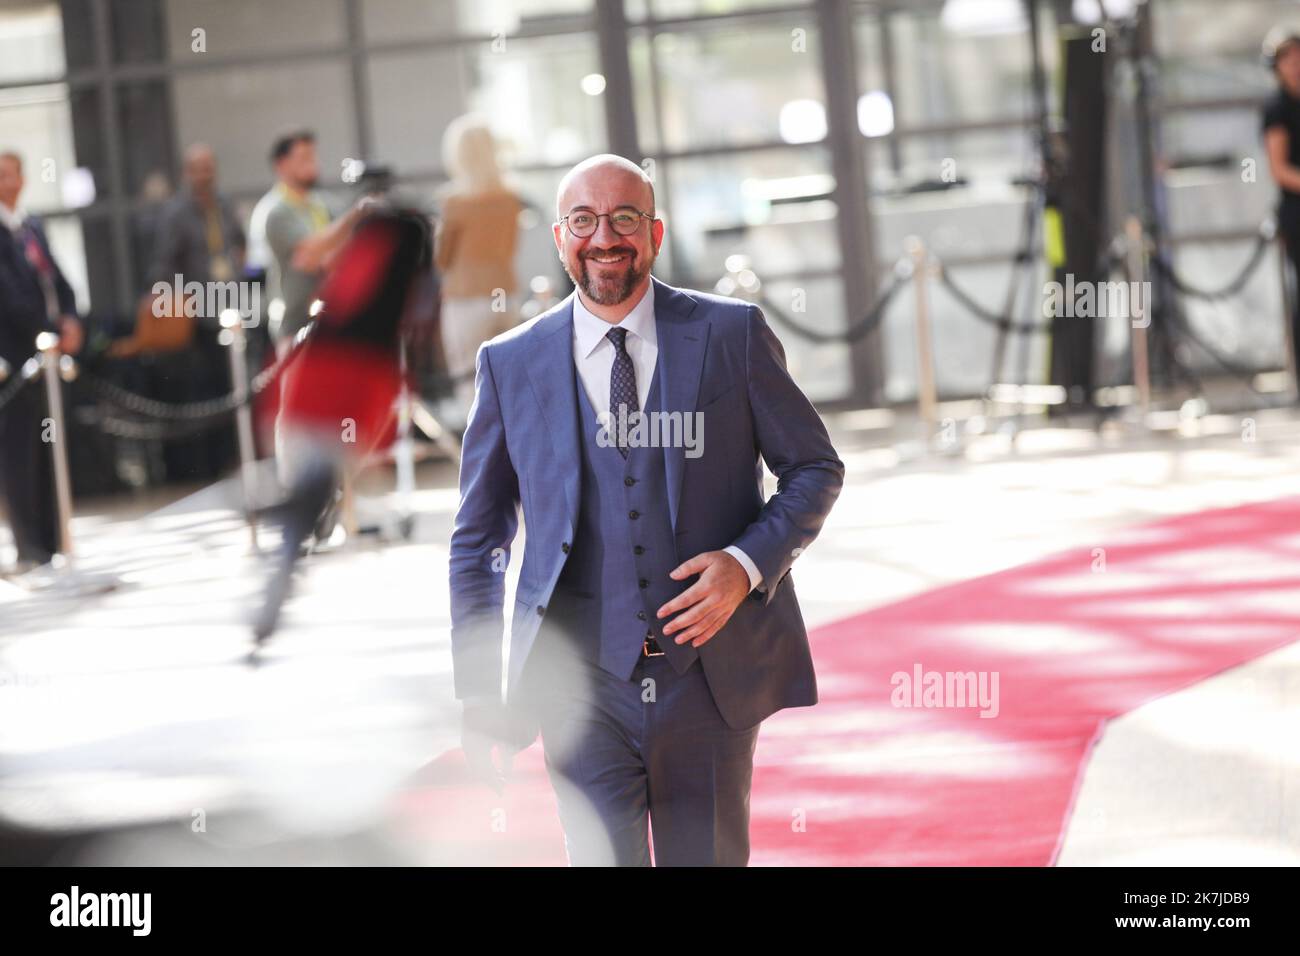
[566,243,653,306]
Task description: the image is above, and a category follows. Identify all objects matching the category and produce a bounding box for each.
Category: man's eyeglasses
[557,208,654,238]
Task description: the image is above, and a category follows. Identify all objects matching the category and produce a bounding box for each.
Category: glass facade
[0,0,1287,406]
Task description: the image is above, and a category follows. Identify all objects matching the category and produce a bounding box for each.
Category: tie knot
[606,327,629,352]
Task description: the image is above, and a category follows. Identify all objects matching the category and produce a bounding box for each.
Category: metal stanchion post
[220,309,260,552]
[905,236,939,442]
[1125,217,1151,423]
[25,334,117,594]
[36,333,75,563]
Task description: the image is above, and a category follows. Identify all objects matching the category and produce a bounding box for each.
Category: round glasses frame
[557,208,655,238]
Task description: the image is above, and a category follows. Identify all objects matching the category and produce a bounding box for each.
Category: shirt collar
[0,201,26,232]
[572,280,657,359]
[277,181,320,208]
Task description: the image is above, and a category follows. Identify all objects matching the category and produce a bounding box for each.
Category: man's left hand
[657,550,751,648]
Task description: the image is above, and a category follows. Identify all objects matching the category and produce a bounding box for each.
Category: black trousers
[0,385,58,564]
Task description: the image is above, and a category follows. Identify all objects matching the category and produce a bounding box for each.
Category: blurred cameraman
[1262,25,1300,388]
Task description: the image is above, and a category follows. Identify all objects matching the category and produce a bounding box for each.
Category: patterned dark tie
[606,326,638,458]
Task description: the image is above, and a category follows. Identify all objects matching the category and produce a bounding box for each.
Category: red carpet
[397,497,1300,865]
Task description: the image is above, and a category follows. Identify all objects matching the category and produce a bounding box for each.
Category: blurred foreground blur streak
[253,206,435,644]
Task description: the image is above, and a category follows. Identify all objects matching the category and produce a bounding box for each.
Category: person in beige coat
[435,116,522,424]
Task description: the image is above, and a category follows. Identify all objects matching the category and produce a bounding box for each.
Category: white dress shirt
[571,283,762,593]
[0,201,27,233]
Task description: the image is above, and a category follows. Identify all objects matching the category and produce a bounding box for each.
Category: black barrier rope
[50,218,1284,433]
[81,319,477,426]
[748,260,911,345]
[74,405,240,441]
[734,242,1135,347]
[936,247,1129,338]
[1163,307,1272,393]
[1141,223,1279,394]
[935,262,1052,336]
[1152,275,1275,395]
[81,320,320,423]
[84,374,248,421]
[1148,226,1273,302]
[248,322,319,393]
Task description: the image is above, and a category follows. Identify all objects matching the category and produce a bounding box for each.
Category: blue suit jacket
[448,275,844,731]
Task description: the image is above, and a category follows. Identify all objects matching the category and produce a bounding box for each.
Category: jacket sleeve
[448,341,521,697]
[34,221,77,319]
[730,304,845,607]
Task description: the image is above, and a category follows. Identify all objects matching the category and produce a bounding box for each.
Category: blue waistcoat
[547,358,697,680]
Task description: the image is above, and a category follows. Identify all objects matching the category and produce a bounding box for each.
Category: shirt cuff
[723,545,763,593]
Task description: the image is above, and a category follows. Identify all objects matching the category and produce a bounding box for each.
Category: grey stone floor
[2,399,1298,864]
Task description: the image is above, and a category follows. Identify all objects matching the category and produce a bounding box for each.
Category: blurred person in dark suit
[435,116,522,427]
[0,150,82,571]
[148,143,246,479]
[153,144,244,292]
[1263,25,1300,390]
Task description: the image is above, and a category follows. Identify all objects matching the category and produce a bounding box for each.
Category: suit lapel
[651,276,707,533]
[523,295,581,532]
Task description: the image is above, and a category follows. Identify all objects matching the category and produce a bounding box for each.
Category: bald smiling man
[448,154,844,866]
